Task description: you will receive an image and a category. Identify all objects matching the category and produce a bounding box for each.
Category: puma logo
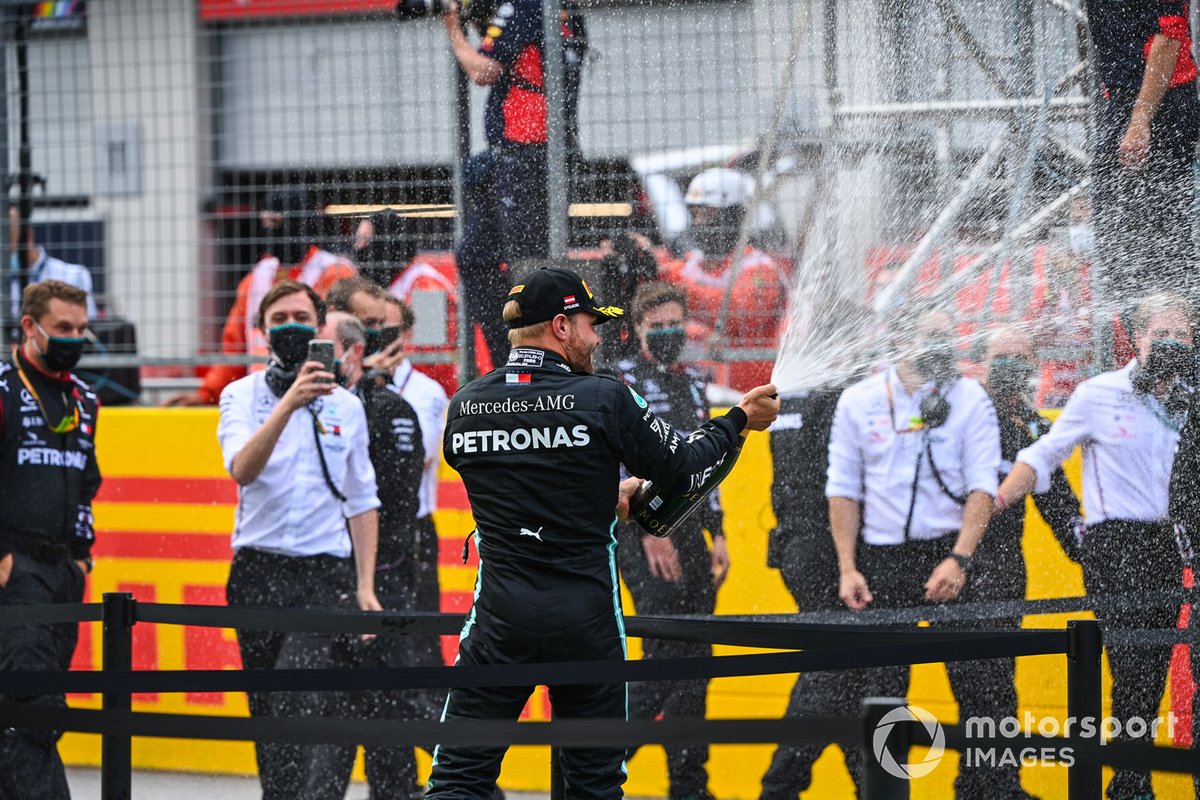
[518,526,544,542]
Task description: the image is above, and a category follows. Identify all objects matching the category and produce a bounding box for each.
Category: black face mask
[363,328,382,359]
[987,357,1034,399]
[265,217,312,265]
[645,327,686,365]
[914,340,958,382]
[267,323,316,371]
[34,323,86,372]
[1145,339,1194,385]
[693,223,740,258]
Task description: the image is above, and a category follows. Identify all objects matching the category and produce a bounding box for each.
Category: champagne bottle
[630,429,749,538]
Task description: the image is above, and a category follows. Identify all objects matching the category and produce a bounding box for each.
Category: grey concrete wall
[88,0,205,357]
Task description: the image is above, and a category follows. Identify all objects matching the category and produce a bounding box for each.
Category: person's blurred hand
[924,558,966,603]
[839,569,873,610]
[0,553,12,589]
[1119,117,1151,171]
[162,391,209,407]
[363,337,405,377]
[643,535,681,583]
[710,536,730,588]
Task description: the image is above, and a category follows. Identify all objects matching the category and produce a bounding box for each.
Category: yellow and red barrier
[58,407,1195,798]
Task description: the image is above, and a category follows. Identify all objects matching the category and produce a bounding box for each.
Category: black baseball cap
[506,267,624,329]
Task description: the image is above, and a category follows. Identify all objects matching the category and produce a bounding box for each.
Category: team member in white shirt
[825,309,1002,791]
[830,310,1000,612]
[217,280,382,800]
[996,293,1192,800]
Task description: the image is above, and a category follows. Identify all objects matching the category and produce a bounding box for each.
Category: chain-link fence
[1,0,1105,403]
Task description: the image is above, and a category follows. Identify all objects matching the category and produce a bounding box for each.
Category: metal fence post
[550,745,565,800]
[1067,619,1102,800]
[101,592,136,800]
[861,697,910,800]
[549,703,565,800]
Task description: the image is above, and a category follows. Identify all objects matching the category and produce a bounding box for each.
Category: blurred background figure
[662,168,787,384]
[596,231,661,367]
[758,380,857,800]
[442,0,589,369]
[164,190,356,407]
[352,208,419,291]
[383,295,449,687]
[8,206,97,320]
[997,293,1194,800]
[1028,227,1093,408]
[1088,0,1199,300]
[614,282,728,800]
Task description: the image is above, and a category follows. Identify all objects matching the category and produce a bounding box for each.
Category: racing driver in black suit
[426,267,779,800]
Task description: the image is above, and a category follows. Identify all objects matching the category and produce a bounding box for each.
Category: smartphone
[307,339,336,382]
[376,325,401,351]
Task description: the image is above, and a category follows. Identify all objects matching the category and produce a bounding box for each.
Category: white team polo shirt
[218,371,381,557]
[826,368,1001,545]
[1017,359,1179,525]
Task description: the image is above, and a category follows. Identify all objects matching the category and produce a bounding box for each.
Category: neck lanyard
[395,362,413,395]
[13,349,79,434]
[885,379,925,434]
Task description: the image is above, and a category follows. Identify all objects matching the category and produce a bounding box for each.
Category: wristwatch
[949,551,973,573]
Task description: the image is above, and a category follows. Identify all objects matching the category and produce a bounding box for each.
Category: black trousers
[426,557,627,800]
[759,532,849,800]
[1080,520,1183,800]
[944,530,1028,800]
[753,537,1027,800]
[225,548,353,800]
[309,558,444,800]
[618,523,716,799]
[1092,85,1199,302]
[0,551,85,800]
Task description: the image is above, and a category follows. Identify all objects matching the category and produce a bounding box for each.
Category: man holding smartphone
[217,280,382,800]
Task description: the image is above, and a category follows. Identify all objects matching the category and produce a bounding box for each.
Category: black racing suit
[427,346,751,800]
[758,388,849,800]
[311,375,428,800]
[613,354,720,799]
[0,347,101,800]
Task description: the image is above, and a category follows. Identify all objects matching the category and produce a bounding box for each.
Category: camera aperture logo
[872,708,1178,778]
[872,705,946,779]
